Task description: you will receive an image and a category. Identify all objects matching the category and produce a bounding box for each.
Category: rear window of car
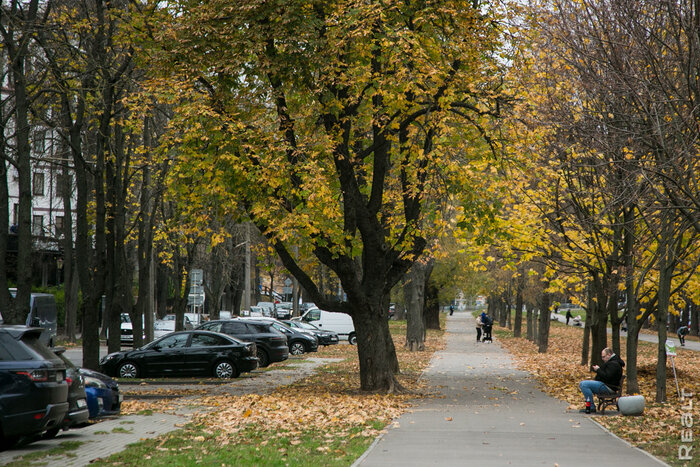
[0,332,53,361]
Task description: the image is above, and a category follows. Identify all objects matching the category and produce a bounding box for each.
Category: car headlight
[85,376,108,389]
[100,353,121,365]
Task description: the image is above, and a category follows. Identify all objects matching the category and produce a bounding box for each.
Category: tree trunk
[691,302,699,337]
[537,293,551,353]
[514,275,524,338]
[136,128,155,343]
[589,275,608,369]
[532,307,539,345]
[622,205,639,393]
[526,303,533,341]
[3,1,39,324]
[424,269,440,330]
[655,224,673,403]
[404,261,428,351]
[353,304,400,392]
[625,304,641,395]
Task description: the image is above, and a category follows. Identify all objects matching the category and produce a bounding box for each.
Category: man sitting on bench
[578,347,625,414]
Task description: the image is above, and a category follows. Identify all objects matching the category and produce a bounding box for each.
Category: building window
[32,215,44,236]
[55,216,64,237]
[56,174,66,198]
[33,130,46,154]
[33,172,45,196]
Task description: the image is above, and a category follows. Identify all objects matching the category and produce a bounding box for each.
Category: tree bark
[404,261,428,351]
[1,0,40,324]
[514,274,524,337]
[526,303,533,341]
[537,293,551,353]
[353,304,401,392]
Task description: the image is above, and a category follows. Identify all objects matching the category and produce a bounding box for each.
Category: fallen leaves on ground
[496,323,699,465]
[186,323,444,444]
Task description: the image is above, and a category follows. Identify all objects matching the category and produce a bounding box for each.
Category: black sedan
[282,320,339,346]
[99,330,258,379]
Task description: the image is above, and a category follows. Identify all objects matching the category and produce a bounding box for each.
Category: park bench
[596,374,625,414]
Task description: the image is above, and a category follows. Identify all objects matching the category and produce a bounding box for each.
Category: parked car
[79,368,121,418]
[118,313,138,344]
[196,319,289,367]
[47,348,90,438]
[240,317,318,355]
[0,326,69,449]
[184,312,204,326]
[160,314,194,329]
[282,320,339,346]
[153,315,195,339]
[100,330,258,379]
[274,303,293,320]
[299,308,356,344]
[9,289,58,347]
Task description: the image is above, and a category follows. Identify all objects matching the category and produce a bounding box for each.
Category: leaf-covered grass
[496,321,699,466]
[94,317,445,466]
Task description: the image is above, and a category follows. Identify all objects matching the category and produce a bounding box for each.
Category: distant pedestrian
[449,305,454,316]
[475,314,483,342]
[566,310,573,325]
[677,325,689,346]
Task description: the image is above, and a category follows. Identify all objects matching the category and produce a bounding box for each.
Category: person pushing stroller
[480,312,493,343]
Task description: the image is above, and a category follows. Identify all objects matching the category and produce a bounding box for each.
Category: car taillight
[271,336,286,342]
[15,369,49,382]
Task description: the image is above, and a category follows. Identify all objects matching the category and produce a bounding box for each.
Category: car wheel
[213,360,239,379]
[348,333,357,345]
[118,361,139,378]
[289,341,306,355]
[256,349,270,367]
[42,427,61,439]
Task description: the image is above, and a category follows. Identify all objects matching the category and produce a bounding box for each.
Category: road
[550,312,700,352]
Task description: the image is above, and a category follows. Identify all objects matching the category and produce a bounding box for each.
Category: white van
[300,308,356,344]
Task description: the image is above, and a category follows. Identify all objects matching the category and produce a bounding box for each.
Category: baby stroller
[482,324,493,342]
[481,315,493,342]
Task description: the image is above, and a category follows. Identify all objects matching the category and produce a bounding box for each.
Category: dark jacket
[595,354,625,391]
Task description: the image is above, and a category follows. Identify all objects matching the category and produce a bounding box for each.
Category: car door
[186,332,232,375]
[143,333,190,376]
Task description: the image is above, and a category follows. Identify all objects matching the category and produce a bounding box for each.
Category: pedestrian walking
[566,310,573,325]
[449,305,454,316]
[677,325,689,346]
[475,314,483,342]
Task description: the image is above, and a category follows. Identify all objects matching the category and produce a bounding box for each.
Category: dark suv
[242,317,318,355]
[196,319,289,367]
[0,326,69,449]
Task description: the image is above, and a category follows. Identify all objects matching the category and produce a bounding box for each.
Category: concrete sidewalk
[355,313,667,467]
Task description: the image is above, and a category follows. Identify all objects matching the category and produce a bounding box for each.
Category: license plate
[77,399,87,408]
[56,372,63,382]
[118,395,123,403]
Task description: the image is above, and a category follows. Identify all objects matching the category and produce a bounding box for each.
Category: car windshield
[293,321,319,331]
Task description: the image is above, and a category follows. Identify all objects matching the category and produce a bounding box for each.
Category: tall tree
[142,0,507,391]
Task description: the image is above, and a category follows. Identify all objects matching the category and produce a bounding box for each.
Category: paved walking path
[355,313,667,467]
